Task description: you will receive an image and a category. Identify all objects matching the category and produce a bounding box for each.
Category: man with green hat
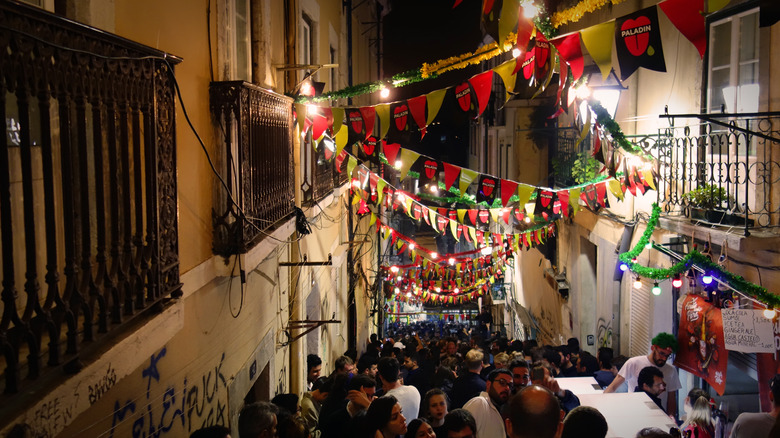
[603,332,681,418]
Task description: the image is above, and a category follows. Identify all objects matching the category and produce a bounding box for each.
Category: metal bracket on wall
[286,317,341,343]
[279,254,333,266]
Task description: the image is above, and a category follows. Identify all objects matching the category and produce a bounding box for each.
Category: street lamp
[578,69,627,121]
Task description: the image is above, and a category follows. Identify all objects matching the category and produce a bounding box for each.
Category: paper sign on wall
[722,309,774,353]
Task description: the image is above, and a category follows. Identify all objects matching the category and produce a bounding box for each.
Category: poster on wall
[755,303,780,411]
[674,294,727,395]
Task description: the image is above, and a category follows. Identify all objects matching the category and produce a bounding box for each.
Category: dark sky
[382,0,486,167]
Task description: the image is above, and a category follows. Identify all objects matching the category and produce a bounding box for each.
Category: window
[301,14,313,67]
[330,46,337,92]
[707,8,759,115]
[234,0,251,81]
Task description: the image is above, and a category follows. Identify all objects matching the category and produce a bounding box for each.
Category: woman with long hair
[681,396,714,438]
[422,388,449,438]
[365,395,407,438]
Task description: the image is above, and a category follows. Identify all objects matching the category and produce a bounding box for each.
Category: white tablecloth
[577,392,678,438]
[556,376,604,395]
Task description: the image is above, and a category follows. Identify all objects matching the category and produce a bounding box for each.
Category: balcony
[646,112,780,235]
[209,81,295,257]
[0,0,181,402]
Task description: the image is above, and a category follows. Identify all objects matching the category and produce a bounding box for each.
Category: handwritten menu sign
[722,309,774,353]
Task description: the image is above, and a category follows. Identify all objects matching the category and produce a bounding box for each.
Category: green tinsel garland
[589,99,642,155]
[294,69,435,104]
[618,204,779,308]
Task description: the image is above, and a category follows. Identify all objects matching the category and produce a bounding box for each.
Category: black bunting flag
[615,6,666,80]
[476,174,499,205]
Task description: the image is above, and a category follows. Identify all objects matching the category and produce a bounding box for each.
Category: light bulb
[448,257,456,265]
[431,252,438,259]
[390,266,399,273]
[619,263,628,272]
[394,287,400,294]
[435,287,441,293]
[512,48,522,58]
[524,216,531,223]
[652,282,661,296]
[406,292,412,298]
[672,275,683,289]
[395,160,403,168]
[645,241,653,250]
[409,244,415,250]
[764,308,776,319]
[380,87,390,99]
[702,274,713,285]
[633,277,642,289]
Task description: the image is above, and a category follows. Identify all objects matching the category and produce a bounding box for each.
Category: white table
[556,376,604,395]
[577,392,678,438]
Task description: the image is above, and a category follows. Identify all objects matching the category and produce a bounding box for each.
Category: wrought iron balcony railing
[210,81,295,256]
[0,1,181,399]
[643,112,780,235]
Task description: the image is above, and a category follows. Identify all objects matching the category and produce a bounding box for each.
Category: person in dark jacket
[449,349,486,409]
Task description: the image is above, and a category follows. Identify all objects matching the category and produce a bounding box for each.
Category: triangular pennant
[478,210,490,225]
[450,220,459,242]
[469,226,477,243]
[335,125,349,155]
[569,187,582,215]
[295,103,308,133]
[517,6,535,52]
[335,149,347,173]
[383,142,401,167]
[312,113,328,141]
[443,162,461,190]
[457,209,467,224]
[454,82,473,113]
[376,178,387,206]
[557,190,570,217]
[359,106,376,139]
[347,155,357,178]
[426,89,447,125]
[659,0,706,58]
[499,0,520,47]
[429,209,437,228]
[407,95,428,137]
[490,209,501,223]
[375,104,391,139]
[551,33,584,81]
[369,212,376,226]
[596,182,608,207]
[500,179,518,207]
[581,21,616,80]
[398,149,420,181]
[459,168,478,195]
[516,184,535,206]
[494,60,518,103]
[469,70,495,118]
[468,209,478,225]
[476,174,499,205]
[608,178,625,201]
[642,168,656,191]
[331,107,344,135]
[502,208,511,224]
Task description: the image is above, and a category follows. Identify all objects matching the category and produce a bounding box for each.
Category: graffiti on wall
[109,347,229,438]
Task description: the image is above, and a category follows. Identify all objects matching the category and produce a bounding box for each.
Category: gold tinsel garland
[551,0,627,28]
[421,32,518,78]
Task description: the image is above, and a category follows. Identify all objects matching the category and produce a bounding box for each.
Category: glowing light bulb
[454,288,460,293]
[431,252,438,259]
[390,266,399,273]
[395,160,403,168]
[702,274,713,285]
[645,241,653,250]
[429,184,439,193]
[619,263,628,272]
[652,282,661,296]
[522,2,539,18]
[394,287,400,294]
[380,87,390,99]
[764,308,776,319]
[633,277,642,289]
[481,246,492,256]
[512,48,522,58]
[406,292,412,298]
[409,243,415,250]
[672,275,683,289]
[396,276,402,282]
[524,216,531,223]
[435,287,441,293]
[448,257,456,265]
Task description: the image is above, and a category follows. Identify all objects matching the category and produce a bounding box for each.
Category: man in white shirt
[464,369,513,438]
[377,356,420,425]
[604,332,681,418]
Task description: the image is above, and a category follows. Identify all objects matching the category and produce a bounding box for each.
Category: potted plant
[682,184,734,223]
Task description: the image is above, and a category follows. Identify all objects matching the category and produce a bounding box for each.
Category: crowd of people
[185,320,780,438]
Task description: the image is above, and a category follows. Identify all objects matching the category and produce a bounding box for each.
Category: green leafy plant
[683,184,733,209]
[572,152,601,184]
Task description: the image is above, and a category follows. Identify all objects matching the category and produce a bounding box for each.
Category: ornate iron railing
[0,1,181,398]
[642,112,780,234]
[312,146,335,202]
[210,81,294,256]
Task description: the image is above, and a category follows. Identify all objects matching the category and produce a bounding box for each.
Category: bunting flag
[392,101,410,132]
[516,184,535,206]
[408,95,428,137]
[295,103,307,133]
[581,21,616,80]
[499,0,519,45]
[426,89,447,126]
[557,190,570,217]
[500,179,518,206]
[361,137,379,162]
[460,168,479,195]
[359,106,376,139]
[469,70,495,118]
[481,0,502,44]
[375,104,391,139]
[383,142,401,167]
[455,81,473,113]
[419,158,441,187]
[312,113,329,141]
[534,189,557,221]
[551,32,584,81]
[533,32,552,85]
[494,59,518,103]
[615,6,666,80]
[519,48,536,82]
[517,5,535,51]
[443,162,460,190]
[398,149,421,181]
[659,0,706,58]
[477,175,499,205]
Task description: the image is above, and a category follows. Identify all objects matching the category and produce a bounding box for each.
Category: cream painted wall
[513,248,570,345]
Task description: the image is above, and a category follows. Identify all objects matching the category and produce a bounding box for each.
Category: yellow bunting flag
[398,149,420,181]
[469,226,477,243]
[352,193,360,205]
[369,212,376,226]
[376,178,386,206]
[347,155,357,178]
[450,220,459,241]
[708,0,729,12]
[335,125,349,155]
[331,107,344,134]
[295,103,307,133]
[404,196,414,216]
[457,209,468,224]
[569,187,582,215]
[429,209,438,228]
[575,109,591,149]
[382,226,391,241]
[642,169,656,191]
[494,59,518,103]
[499,0,520,49]
[426,89,447,125]
[581,21,615,80]
[490,209,501,223]
[608,179,624,201]
[516,184,535,206]
[375,104,390,139]
[459,168,478,194]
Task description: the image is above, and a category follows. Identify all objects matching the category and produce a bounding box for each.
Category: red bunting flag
[517,6,536,52]
[469,70,495,118]
[408,95,428,137]
[468,209,478,225]
[558,190,570,217]
[551,33,585,81]
[443,162,460,190]
[383,142,401,166]
[659,0,706,58]
[500,179,518,207]
[359,106,376,139]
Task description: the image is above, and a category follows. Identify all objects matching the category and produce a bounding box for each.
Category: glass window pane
[739,12,759,62]
[709,69,730,112]
[235,0,249,81]
[739,61,758,85]
[710,21,732,68]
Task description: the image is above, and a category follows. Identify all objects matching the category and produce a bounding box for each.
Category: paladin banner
[615,6,666,80]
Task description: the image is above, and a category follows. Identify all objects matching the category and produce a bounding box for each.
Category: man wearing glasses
[604,332,681,419]
[463,369,514,438]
